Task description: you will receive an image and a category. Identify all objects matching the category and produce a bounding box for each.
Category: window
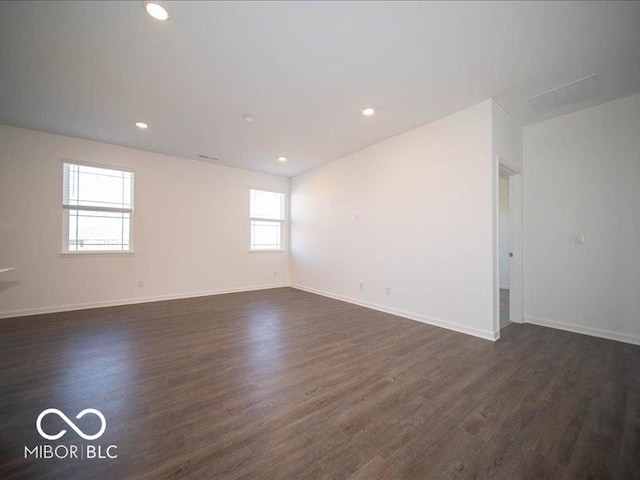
[62,162,134,252]
[250,189,285,251]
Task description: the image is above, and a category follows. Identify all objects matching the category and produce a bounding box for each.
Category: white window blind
[250,189,285,250]
[62,162,134,252]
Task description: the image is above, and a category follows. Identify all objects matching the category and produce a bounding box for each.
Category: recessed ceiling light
[143,1,171,21]
[135,121,149,129]
[362,107,375,117]
[277,156,287,163]
[243,114,254,122]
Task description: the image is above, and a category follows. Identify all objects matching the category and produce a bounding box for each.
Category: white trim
[525,315,640,346]
[63,204,133,214]
[248,186,286,197]
[492,155,500,334]
[499,285,510,290]
[291,284,498,341]
[0,283,289,320]
[498,162,520,176]
[60,157,135,175]
[59,251,136,257]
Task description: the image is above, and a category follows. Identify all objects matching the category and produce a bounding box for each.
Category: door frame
[493,156,523,337]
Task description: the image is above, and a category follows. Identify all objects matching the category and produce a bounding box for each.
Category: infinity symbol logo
[36,408,106,440]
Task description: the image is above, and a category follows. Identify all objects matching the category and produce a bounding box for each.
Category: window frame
[249,187,286,253]
[60,159,135,255]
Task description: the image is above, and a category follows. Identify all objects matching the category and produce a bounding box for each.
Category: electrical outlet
[359,282,364,290]
[273,270,278,277]
[385,287,391,295]
[138,280,144,288]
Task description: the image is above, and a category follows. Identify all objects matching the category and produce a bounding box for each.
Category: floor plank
[1,287,638,479]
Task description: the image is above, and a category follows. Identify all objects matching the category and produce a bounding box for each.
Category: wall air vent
[528,74,603,114]
[198,154,220,161]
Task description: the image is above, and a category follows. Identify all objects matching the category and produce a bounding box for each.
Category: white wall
[0,125,289,317]
[291,100,497,340]
[498,176,510,289]
[492,103,523,172]
[523,93,640,345]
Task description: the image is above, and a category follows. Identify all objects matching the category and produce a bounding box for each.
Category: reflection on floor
[500,288,511,329]
[1,287,639,479]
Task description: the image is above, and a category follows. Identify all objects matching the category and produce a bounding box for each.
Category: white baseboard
[291,284,498,341]
[0,283,289,320]
[525,315,640,346]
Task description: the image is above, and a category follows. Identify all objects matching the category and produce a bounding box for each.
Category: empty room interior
[1,1,639,479]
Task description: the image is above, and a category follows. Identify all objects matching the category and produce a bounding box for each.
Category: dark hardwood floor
[1,287,638,479]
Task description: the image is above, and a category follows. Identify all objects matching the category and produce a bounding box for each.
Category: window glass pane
[68,210,131,251]
[63,163,133,209]
[250,220,282,250]
[250,189,284,220]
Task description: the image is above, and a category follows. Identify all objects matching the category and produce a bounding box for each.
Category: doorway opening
[499,174,511,329]
[494,159,523,337]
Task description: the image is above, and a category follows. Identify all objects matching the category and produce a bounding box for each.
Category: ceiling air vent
[528,74,603,114]
[198,154,219,161]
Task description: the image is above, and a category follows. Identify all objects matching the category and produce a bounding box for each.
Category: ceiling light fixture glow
[143,1,171,21]
[135,121,149,129]
[243,114,254,122]
[277,156,287,163]
[362,107,375,116]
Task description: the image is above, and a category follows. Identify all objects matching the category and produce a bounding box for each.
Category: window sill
[249,249,286,253]
[60,251,135,257]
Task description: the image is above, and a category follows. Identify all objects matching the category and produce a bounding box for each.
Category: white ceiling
[1,1,639,176]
